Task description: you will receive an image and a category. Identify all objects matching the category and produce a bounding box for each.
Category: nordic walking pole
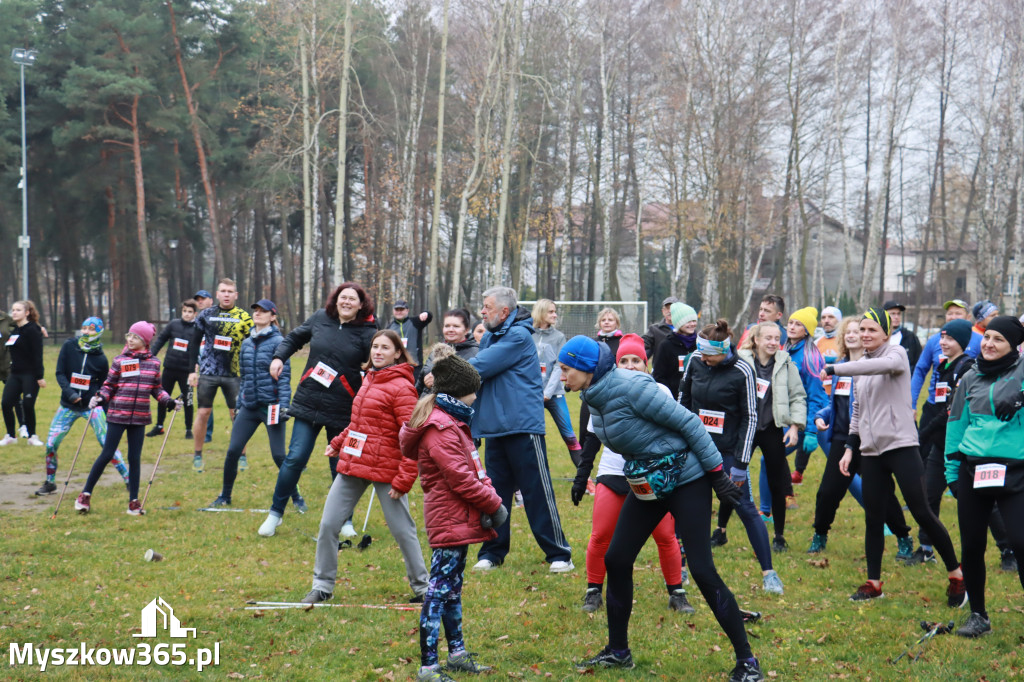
[362,486,377,533]
[140,398,180,512]
[52,420,92,519]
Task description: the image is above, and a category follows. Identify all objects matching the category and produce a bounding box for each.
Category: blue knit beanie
[558,335,601,373]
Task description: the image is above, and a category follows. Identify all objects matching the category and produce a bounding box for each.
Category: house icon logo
[133,597,197,638]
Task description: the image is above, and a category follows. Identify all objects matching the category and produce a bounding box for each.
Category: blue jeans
[477,433,571,565]
[269,418,340,517]
[221,405,288,501]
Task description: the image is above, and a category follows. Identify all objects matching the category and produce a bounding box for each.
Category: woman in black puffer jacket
[259,283,377,537]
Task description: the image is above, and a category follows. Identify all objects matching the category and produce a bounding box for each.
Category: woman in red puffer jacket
[399,351,506,679]
[300,330,429,606]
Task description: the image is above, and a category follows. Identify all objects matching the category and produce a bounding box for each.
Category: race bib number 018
[121,360,140,377]
[699,409,726,434]
[343,430,367,457]
[974,463,1006,489]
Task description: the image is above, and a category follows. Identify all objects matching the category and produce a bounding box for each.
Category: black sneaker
[903,546,936,566]
[35,481,57,496]
[184,430,194,440]
[956,612,991,638]
[772,536,789,553]
[668,589,695,613]
[710,528,728,547]
[300,589,332,605]
[582,588,603,613]
[210,495,231,508]
[1000,549,1017,573]
[575,646,634,671]
[729,659,764,682]
[146,425,164,438]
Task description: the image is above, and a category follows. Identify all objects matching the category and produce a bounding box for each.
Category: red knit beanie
[615,333,647,363]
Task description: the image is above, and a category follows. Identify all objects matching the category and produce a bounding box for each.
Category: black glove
[709,469,742,507]
[481,504,509,529]
[571,478,587,506]
[994,392,1024,422]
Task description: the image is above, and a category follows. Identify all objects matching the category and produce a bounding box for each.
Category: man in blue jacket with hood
[469,286,572,573]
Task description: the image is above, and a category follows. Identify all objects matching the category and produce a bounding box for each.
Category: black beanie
[985,315,1024,349]
[432,355,481,398]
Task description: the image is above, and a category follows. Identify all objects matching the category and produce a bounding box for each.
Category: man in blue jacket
[469,286,572,573]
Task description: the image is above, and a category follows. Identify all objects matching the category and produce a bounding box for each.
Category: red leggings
[587,482,682,586]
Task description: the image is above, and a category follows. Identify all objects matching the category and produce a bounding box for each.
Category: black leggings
[604,476,752,659]
[724,425,791,537]
[813,437,910,537]
[2,373,37,436]
[861,447,958,580]
[83,422,145,500]
[157,368,193,430]
[956,467,1024,616]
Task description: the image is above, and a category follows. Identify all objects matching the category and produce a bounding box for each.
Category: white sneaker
[0,435,16,446]
[341,520,357,538]
[549,560,575,573]
[472,559,497,571]
[27,435,44,447]
[18,425,29,439]
[258,514,283,537]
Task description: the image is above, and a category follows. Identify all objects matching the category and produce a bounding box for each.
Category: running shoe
[668,589,695,613]
[947,576,967,608]
[849,582,884,601]
[472,559,497,571]
[807,533,827,554]
[238,454,248,471]
[341,520,357,537]
[0,434,16,446]
[417,666,456,682]
[193,454,204,473]
[956,612,991,638]
[300,589,332,605]
[446,651,492,673]
[895,536,914,562]
[210,495,231,508]
[1000,549,1017,573]
[762,570,784,595]
[575,646,634,671]
[772,536,789,553]
[27,435,43,446]
[146,425,164,438]
[18,425,29,439]
[790,470,803,485]
[126,499,145,516]
[710,528,728,547]
[549,560,574,573]
[35,481,57,496]
[257,514,282,537]
[74,492,91,514]
[582,588,603,613]
[729,659,764,682]
[904,546,936,566]
[759,511,773,524]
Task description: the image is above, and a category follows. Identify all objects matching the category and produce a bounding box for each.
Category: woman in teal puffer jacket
[559,336,763,682]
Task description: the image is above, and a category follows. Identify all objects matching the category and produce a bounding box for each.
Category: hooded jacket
[642,321,673,360]
[151,318,199,373]
[469,307,545,438]
[55,337,110,409]
[679,351,757,465]
[6,320,44,380]
[533,325,567,400]
[737,348,807,431]
[238,325,290,412]
[96,348,174,425]
[581,343,723,484]
[651,332,697,397]
[399,406,502,548]
[330,362,419,493]
[273,309,377,431]
[786,337,828,435]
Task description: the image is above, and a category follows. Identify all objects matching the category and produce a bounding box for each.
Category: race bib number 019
[172,338,190,352]
[213,335,233,352]
[343,430,367,457]
[698,409,726,434]
[310,361,338,387]
[974,463,1006,489]
[70,373,91,389]
[935,381,950,403]
[121,360,141,377]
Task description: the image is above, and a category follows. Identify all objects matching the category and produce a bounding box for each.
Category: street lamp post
[168,239,179,319]
[11,48,37,301]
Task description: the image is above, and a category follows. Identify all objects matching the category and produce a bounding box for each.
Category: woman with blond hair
[1,300,45,446]
[532,299,583,464]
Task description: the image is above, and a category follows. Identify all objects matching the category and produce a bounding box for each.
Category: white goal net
[519,300,650,339]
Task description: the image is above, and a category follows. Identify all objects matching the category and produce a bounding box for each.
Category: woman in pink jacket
[400,351,506,682]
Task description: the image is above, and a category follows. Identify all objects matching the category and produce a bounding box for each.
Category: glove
[481,503,509,529]
[88,395,102,409]
[948,481,959,499]
[172,399,183,412]
[729,466,748,486]
[994,392,1024,422]
[802,432,819,455]
[709,469,742,507]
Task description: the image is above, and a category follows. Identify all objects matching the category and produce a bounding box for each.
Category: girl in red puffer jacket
[399,351,506,681]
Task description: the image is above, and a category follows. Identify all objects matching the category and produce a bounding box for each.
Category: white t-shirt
[589,382,674,478]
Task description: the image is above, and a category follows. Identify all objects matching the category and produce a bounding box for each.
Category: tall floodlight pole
[11,48,37,300]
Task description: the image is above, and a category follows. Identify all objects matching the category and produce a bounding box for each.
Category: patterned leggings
[45,407,127,484]
[420,546,468,667]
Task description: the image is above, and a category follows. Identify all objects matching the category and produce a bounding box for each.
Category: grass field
[1,344,1022,680]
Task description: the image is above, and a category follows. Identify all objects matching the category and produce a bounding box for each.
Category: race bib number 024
[699,409,725,434]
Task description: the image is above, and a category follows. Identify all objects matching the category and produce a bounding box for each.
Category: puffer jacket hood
[589,341,616,386]
[330,362,419,493]
[400,406,502,548]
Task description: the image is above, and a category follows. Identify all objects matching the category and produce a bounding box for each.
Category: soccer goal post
[519,301,650,339]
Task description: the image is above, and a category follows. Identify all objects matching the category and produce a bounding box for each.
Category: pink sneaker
[74,493,91,514]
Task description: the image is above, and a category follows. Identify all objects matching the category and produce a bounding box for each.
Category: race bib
[678,355,686,372]
[540,362,547,377]
[70,373,91,389]
[470,449,485,479]
[213,335,233,352]
[5,334,18,346]
[834,377,852,396]
[267,404,280,425]
[400,337,409,348]
[974,463,1006,489]
[626,476,658,501]
[310,361,338,387]
[822,376,833,390]
[172,338,189,352]
[935,382,950,403]
[755,378,770,400]
[698,409,725,434]
[121,360,140,377]
[342,430,367,457]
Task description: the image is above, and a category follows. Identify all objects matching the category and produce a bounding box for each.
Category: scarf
[435,393,475,424]
[78,316,105,352]
[976,349,1020,376]
[675,330,698,352]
